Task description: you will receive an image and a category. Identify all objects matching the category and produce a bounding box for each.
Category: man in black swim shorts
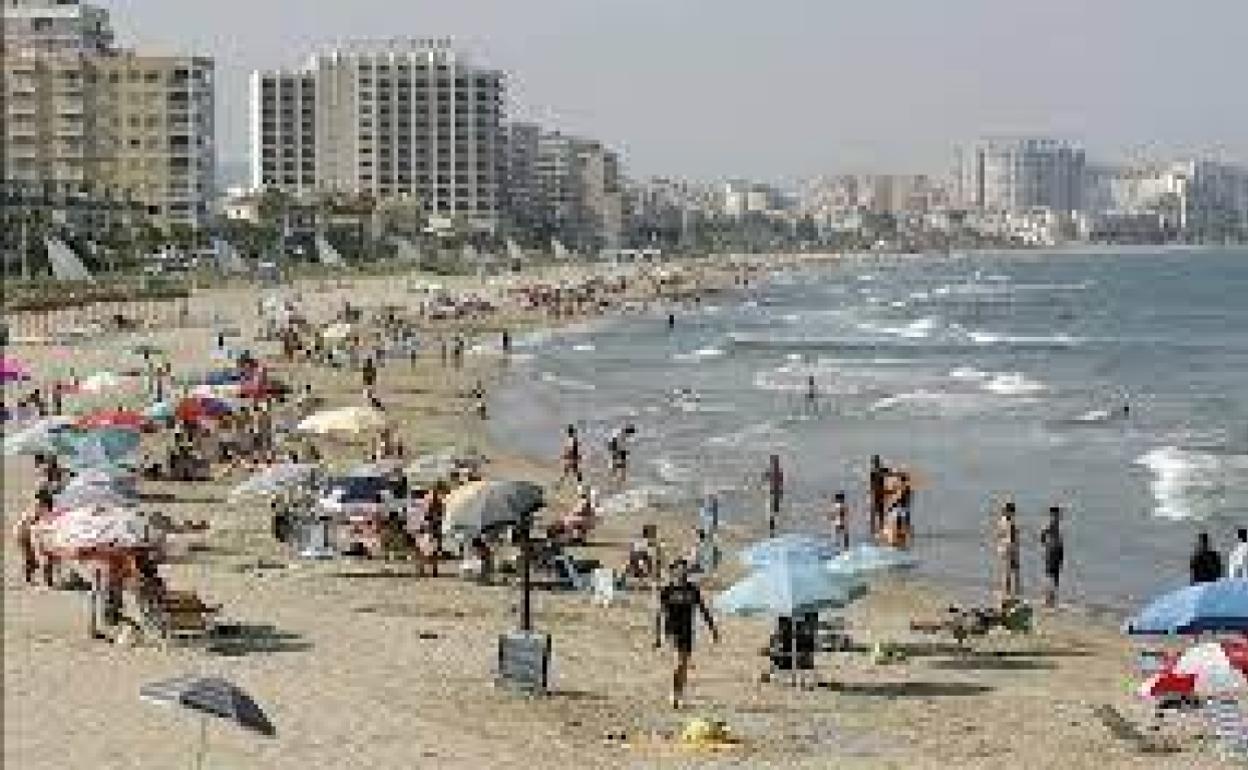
[655,559,719,709]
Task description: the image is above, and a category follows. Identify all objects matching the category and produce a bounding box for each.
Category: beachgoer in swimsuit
[655,560,718,709]
[831,491,849,549]
[1040,505,1065,607]
[996,502,1021,601]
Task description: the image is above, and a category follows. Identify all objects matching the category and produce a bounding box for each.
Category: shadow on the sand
[208,623,311,657]
[827,681,992,698]
[927,657,1056,672]
[140,492,223,504]
[551,689,609,702]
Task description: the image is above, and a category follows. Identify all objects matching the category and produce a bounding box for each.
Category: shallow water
[492,248,1248,609]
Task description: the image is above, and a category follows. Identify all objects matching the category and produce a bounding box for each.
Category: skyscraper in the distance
[2,0,216,233]
[251,39,505,232]
[956,137,1086,214]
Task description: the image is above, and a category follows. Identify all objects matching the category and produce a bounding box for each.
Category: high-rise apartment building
[2,0,216,232]
[251,39,505,231]
[956,137,1085,214]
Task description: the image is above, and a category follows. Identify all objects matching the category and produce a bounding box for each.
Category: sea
[490,248,1248,611]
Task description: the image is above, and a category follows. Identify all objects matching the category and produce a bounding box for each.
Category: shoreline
[3,259,1235,768]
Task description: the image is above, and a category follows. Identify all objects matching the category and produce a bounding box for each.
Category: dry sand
[3,265,1235,768]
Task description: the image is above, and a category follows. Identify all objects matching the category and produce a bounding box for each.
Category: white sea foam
[981,372,1046,395]
[673,346,726,363]
[538,371,596,392]
[571,343,596,352]
[965,330,1082,347]
[857,317,938,339]
[948,366,991,381]
[1135,446,1248,521]
[652,457,695,484]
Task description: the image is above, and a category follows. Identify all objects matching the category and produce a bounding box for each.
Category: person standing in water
[655,560,719,709]
[868,455,889,536]
[1039,505,1065,607]
[996,502,1021,601]
[560,425,581,486]
[830,491,850,549]
[763,454,784,535]
[667,312,676,331]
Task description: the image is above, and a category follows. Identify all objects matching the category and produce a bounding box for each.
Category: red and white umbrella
[1139,640,1248,698]
[37,505,161,559]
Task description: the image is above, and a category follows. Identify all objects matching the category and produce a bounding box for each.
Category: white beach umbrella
[297,406,387,436]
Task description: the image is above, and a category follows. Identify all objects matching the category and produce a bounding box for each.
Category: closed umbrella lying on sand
[297,406,388,436]
[140,675,275,770]
[1124,579,1248,635]
[443,479,544,538]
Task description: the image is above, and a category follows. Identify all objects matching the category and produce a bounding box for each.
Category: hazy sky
[109,0,1248,182]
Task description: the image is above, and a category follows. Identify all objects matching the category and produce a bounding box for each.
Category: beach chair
[1204,698,1248,762]
[152,590,221,648]
[552,554,589,592]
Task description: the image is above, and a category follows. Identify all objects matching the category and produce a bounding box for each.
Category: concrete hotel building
[956,137,1086,214]
[2,0,216,232]
[251,39,505,231]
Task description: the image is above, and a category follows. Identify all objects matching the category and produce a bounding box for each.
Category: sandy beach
[3,261,1236,769]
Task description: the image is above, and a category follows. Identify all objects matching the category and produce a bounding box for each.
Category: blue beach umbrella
[739,533,840,569]
[3,417,74,456]
[716,555,867,617]
[202,369,244,386]
[826,543,918,577]
[1124,579,1248,636]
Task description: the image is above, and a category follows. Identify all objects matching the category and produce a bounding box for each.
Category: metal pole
[520,514,532,632]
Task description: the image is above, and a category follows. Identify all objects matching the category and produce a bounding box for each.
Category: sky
[108,0,1248,184]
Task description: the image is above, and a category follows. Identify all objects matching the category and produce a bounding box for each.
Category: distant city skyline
[97,0,1248,182]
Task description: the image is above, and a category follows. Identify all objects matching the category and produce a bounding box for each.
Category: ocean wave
[538,371,596,392]
[981,372,1046,395]
[964,330,1084,347]
[1134,446,1248,520]
[652,457,695,484]
[571,343,596,352]
[673,346,727,363]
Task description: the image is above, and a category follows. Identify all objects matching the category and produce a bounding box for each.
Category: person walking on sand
[14,491,54,586]
[830,491,850,549]
[1229,528,1248,579]
[996,501,1021,601]
[1190,532,1224,584]
[655,559,719,709]
[559,425,581,486]
[1039,505,1065,607]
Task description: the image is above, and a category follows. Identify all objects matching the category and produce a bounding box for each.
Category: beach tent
[1125,579,1248,635]
[442,479,544,539]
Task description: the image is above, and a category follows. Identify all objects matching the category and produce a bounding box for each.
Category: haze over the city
[109,0,1248,182]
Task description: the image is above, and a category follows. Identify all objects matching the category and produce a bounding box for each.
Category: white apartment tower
[251,39,505,230]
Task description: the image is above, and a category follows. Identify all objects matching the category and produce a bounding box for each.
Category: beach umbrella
[297,406,387,436]
[78,371,130,395]
[321,322,353,342]
[76,409,149,431]
[1,355,31,383]
[175,396,234,424]
[39,505,157,555]
[3,416,74,456]
[1124,579,1248,635]
[826,543,918,577]
[54,475,137,510]
[145,400,175,421]
[201,369,244,387]
[229,463,318,500]
[716,555,867,617]
[1140,641,1248,698]
[443,479,544,538]
[140,675,275,770]
[739,533,840,568]
[51,429,141,469]
[238,376,287,401]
